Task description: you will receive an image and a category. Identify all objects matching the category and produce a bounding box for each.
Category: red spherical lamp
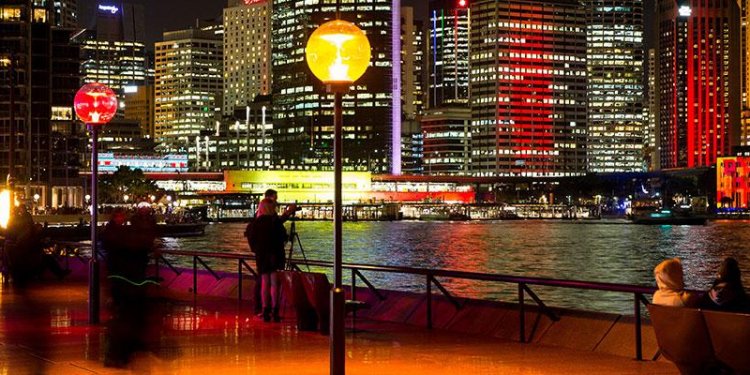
[74,83,118,125]
[74,82,117,324]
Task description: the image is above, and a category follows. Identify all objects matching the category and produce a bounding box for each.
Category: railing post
[634,292,643,361]
[351,268,357,301]
[426,274,432,329]
[518,283,525,343]
[193,256,198,295]
[238,259,243,301]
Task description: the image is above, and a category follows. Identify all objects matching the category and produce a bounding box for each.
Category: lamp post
[305,19,371,375]
[73,83,118,324]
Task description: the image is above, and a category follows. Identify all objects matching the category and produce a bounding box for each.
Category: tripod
[286,218,310,271]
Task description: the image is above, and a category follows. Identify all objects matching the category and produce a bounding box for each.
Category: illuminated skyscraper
[470,0,588,177]
[154,22,223,157]
[658,0,740,169]
[271,0,401,173]
[741,0,750,145]
[585,0,645,173]
[428,0,470,108]
[223,0,271,115]
[645,48,659,170]
[52,0,77,28]
[401,6,425,121]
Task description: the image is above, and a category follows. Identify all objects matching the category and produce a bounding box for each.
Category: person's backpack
[244,217,255,253]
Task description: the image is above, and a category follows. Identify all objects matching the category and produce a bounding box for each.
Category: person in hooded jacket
[249,198,288,322]
[698,257,750,313]
[652,258,700,307]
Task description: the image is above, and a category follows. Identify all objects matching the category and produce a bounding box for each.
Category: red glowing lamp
[74,83,118,125]
[458,0,467,7]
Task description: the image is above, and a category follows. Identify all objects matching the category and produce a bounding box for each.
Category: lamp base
[326,82,351,94]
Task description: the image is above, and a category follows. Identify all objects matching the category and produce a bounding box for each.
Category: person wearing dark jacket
[698,257,750,313]
[249,198,288,322]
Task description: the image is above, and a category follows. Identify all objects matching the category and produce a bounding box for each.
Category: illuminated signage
[98,153,188,173]
[678,5,691,17]
[98,5,119,14]
[243,0,265,4]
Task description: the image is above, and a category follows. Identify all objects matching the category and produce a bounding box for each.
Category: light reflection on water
[157,220,750,314]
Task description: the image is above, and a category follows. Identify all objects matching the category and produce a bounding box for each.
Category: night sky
[78,0,427,49]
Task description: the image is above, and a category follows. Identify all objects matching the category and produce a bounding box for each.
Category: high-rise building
[53,0,77,28]
[76,4,148,102]
[271,0,401,173]
[470,0,588,177]
[741,0,750,146]
[154,21,223,159]
[223,0,271,115]
[645,48,659,170]
[1,0,83,207]
[421,106,471,175]
[428,0,470,108]
[658,0,741,169]
[401,6,425,121]
[124,85,155,139]
[401,119,423,174]
[586,0,645,173]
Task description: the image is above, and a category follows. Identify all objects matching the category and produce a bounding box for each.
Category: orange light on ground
[305,20,371,85]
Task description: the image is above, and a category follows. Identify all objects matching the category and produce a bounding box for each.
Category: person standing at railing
[652,258,700,307]
[698,257,750,313]
[249,198,288,322]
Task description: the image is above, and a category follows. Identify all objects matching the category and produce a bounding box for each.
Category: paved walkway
[0,282,678,374]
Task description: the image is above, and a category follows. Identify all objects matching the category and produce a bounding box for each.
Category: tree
[98,166,160,203]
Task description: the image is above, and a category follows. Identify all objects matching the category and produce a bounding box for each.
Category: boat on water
[629,209,708,225]
[41,222,208,240]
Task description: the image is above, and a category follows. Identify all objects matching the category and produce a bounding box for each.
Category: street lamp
[305,19,370,375]
[74,82,118,324]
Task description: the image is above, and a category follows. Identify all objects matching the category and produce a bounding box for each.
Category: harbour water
[157,220,750,314]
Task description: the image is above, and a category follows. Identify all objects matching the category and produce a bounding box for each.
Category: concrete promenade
[0,281,680,375]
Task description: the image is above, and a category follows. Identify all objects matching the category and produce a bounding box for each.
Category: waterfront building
[271,0,401,174]
[717,155,750,207]
[658,0,741,169]
[742,0,750,145]
[421,106,471,175]
[401,119,424,174]
[123,85,155,139]
[428,0,470,108]
[223,0,271,116]
[469,0,588,177]
[154,20,223,159]
[401,6,426,121]
[198,96,273,171]
[0,0,83,208]
[585,0,645,173]
[76,3,148,103]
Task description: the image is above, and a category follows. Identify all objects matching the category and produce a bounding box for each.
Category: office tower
[271,0,401,173]
[402,6,425,121]
[658,0,740,169]
[401,119,423,174]
[77,3,148,102]
[154,21,223,158]
[742,0,750,145]
[470,0,588,177]
[223,0,271,115]
[53,0,77,27]
[421,106,471,175]
[0,0,82,206]
[586,0,645,173]
[428,0,470,108]
[124,85,155,139]
[645,48,659,170]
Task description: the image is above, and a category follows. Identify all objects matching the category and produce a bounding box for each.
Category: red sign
[73,83,118,125]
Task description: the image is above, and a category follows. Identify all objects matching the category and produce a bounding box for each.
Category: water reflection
[159,220,750,313]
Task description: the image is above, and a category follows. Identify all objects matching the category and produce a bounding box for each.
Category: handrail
[55,242,660,361]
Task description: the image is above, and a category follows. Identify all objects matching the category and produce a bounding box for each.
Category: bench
[647,304,750,375]
[280,270,370,334]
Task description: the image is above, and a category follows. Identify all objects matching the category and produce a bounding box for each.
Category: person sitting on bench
[698,257,750,313]
[653,258,699,307]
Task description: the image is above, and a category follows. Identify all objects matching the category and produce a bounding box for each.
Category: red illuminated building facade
[470,0,588,177]
[658,0,741,169]
[717,156,750,207]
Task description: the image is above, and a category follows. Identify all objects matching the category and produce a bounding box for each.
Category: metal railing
[41,241,658,361]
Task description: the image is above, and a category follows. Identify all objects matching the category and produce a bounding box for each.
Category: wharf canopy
[223,171,475,204]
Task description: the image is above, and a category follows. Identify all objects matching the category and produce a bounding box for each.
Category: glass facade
[271,0,398,173]
[470,0,588,177]
[585,0,644,173]
[429,0,470,108]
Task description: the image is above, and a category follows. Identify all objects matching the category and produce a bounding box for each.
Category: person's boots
[272,307,281,322]
[262,307,271,322]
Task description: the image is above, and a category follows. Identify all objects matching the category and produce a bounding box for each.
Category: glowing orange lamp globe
[74,83,118,125]
[305,20,371,84]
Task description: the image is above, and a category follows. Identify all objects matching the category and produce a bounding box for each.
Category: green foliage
[98,166,160,203]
